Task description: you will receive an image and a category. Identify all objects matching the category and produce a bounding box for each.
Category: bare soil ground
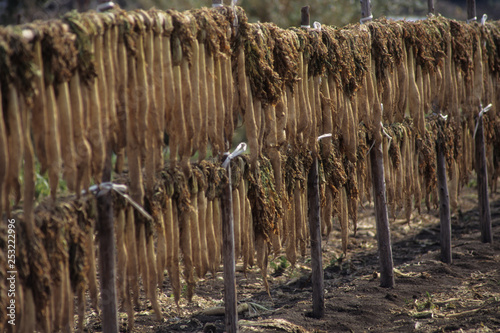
[83,186,500,333]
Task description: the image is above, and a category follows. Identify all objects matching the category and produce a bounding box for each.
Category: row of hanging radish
[1,6,499,332]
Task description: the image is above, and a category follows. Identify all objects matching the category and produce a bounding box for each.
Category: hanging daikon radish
[206,199,217,275]
[197,41,209,161]
[327,76,339,131]
[213,197,222,271]
[222,54,234,148]
[190,37,201,155]
[423,69,431,114]
[301,188,308,257]
[165,197,181,306]
[307,76,318,152]
[381,67,394,124]
[473,36,484,107]
[407,47,422,136]
[162,14,175,158]
[20,95,35,238]
[296,52,310,135]
[116,208,128,303]
[276,93,287,147]
[256,233,271,298]
[215,56,227,150]
[179,204,195,301]
[133,16,149,159]
[125,207,140,307]
[198,190,209,277]
[5,86,23,208]
[323,186,334,242]
[356,75,370,133]
[125,40,145,206]
[142,13,158,191]
[146,230,162,319]
[44,83,62,201]
[136,220,150,301]
[156,209,167,290]
[190,192,202,279]
[285,85,297,146]
[103,22,117,152]
[239,177,247,269]
[339,187,349,254]
[77,286,85,333]
[95,29,109,165]
[63,259,74,331]
[416,65,426,134]
[246,197,255,268]
[55,82,77,192]
[31,39,48,175]
[22,285,36,333]
[69,72,91,195]
[206,52,219,154]
[85,40,105,183]
[255,98,264,157]
[245,75,259,168]
[345,94,357,163]
[394,47,410,123]
[233,187,241,260]
[114,22,127,173]
[449,160,459,213]
[152,12,165,170]
[180,51,194,163]
[287,180,298,266]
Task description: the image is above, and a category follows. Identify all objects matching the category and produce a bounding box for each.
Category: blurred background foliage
[1,0,499,27]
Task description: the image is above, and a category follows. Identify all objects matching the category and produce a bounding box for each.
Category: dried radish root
[136,220,150,303]
[190,193,202,279]
[213,198,222,272]
[206,199,217,276]
[125,32,144,205]
[116,208,128,302]
[179,203,195,302]
[190,37,201,155]
[180,55,194,164]
[285,85,297,146]
[233,187,241,260]
[45,83,62,201]
[256,233,271,298]
[339,187,349,254]
[31,40,48,175]
[206,53,220,154]
[146,231,162,319]
[215,56,226,150]
[165,197,181,306]
[222,54,234,149]
[198,191,209,277]
[156,209,167,289]
[5,86,24,208]
[296,52,310,135]
[152,12,165,170]
[244,75,259,168]
[69,72,92,195]
[56,82,77,192]
[294,181,303,260]
[125,207,140,307]
[197,40,209,161]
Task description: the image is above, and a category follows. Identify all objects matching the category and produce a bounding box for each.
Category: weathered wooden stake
[467,0,476,22]
[436,125,452,263]
[307,156,324,318]
[97,146,119,333]
[369,139,395,288]
[475,112,493,243]
[301,6,310,27]
[428,0,435,15]
[360,0,372,22]
[221,162,239,333]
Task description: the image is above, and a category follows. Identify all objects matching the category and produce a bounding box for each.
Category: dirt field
[82,186,500,333]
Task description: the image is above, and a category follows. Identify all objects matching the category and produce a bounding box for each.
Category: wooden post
[301,6,310,27]
[221,162,238,333]
[475,113,493,243]
[436,125,452,263]
[428,0,435,15]
[369,140,395,288]
[97,147,118,333]
[360,0,372,22]
[307,157,324,318]
[467,0,476,22]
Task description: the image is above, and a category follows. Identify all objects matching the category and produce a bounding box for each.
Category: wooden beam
[436,125,452,263]
[221,164,239,333]
[307,157,324,318]
[428,0,435,15]
[467,0,476,22]
[475,113,493,243]
[360,0,372,22]
[301,6,310,27]
[369,139,395,288]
